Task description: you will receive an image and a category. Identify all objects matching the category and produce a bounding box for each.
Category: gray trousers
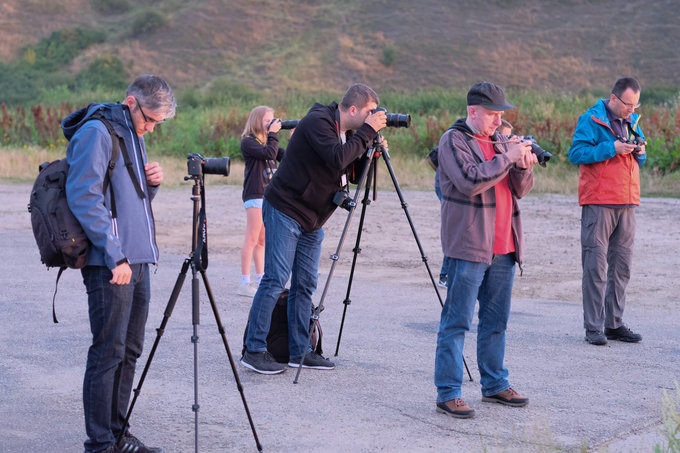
[580,205,635,332]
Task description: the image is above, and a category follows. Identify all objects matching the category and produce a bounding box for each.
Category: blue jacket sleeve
[65,122,126,269]
[568,114,617,165]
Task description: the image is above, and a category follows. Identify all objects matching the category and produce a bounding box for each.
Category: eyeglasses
[614,93,641,110]
[135,98,165,125]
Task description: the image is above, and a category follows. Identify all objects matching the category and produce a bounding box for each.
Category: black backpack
[28,105,143,322]
[243,289,324,363]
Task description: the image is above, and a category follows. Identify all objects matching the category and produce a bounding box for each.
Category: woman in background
[238,106,285,297]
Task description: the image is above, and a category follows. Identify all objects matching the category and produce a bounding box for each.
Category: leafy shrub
[382,45,397,67]
[130,10,168,37]
[76,54,129,91]
[90,0,132,14]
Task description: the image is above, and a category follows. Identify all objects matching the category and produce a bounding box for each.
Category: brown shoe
[436,398,475,419]
[482,388,529,407]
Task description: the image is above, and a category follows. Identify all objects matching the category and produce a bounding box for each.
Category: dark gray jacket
[438,118,534,266]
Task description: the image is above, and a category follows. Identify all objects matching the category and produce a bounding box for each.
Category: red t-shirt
[476,135,515,255]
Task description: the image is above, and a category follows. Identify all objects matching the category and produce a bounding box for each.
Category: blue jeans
[435,254,516,402]
[245,200,324,361]
[81,264,150,453]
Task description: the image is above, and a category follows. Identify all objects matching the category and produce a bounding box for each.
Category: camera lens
[203,157,230,176]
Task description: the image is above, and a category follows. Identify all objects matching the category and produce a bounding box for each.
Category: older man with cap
[434,81,538,419]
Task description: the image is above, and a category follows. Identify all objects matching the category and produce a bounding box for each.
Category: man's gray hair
[126,74,177,119]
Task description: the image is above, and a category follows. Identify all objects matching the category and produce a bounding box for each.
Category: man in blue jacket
[569,77,646,346]
[64,74,176,453]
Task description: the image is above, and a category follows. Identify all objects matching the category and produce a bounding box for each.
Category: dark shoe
[288,351,335,370]
[436,398,475,419]
[117,432,163,453]
[482,388,529,407]
[605,325,642,343]
[102,444,121,453]
[438,276,447,288]
[585,330,607,345]
[240,350,286,374]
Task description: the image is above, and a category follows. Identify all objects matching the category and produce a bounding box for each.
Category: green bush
[130,10,168,37]
[90,0,133,14]
[382,45,397,67]
[76,54,129,91]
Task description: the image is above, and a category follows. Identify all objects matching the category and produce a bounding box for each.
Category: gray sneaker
[240,350,286,374]
[585,330,607,345]
[288,351,335,370]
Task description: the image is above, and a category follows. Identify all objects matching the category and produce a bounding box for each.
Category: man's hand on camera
[268,119,282,134]
[516,145,538,169]
[110,262,132,285]
[365,109,387,132]
[614,140,637,155]
[145,162,164,186]
[506,138,534,167]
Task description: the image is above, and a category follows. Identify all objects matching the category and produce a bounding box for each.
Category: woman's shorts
[244,198,263,209]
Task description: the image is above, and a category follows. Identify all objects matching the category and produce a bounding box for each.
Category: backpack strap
[52,267,67,323]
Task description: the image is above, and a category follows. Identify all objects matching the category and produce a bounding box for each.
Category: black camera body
[522,135,552,167]
[619,135,646,153]
[372,107,411,128]
[333,190,355,212]
[187,153,230,177]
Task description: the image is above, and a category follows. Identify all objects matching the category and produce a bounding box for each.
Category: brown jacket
[438,118,534,266]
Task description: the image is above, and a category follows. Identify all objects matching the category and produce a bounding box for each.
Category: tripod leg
[199,269,263,452]
[335,163,374,356]
[118,258,191,445]
[293,151,376,384]
[380,150,474,382]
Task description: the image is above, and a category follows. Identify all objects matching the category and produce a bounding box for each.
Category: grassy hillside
[1,0,680,98]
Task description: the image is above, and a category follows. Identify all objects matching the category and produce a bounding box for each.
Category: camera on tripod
[372,107,411,128]
[187,153,230,177]
[333,190,355,211]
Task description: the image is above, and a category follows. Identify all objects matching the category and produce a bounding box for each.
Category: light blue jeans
[244,199,324,361]
[435,254,516,402]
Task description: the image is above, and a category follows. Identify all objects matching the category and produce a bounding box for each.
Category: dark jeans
[81,264,150,453]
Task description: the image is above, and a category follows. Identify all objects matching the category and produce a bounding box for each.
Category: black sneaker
[438,276,447,288]
[605,325,642,343]
[102,444,121,453]
[240,350,286,374]
[288,351,335,370]
[585,330,607,345]
[117,432,163,453]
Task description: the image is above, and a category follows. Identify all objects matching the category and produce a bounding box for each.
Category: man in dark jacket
[241,83,387,374]
[434,82,536,419]
[65,74,175,453]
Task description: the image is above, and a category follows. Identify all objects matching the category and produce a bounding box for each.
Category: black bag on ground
[27,104,138,322]
[242,289,323,363]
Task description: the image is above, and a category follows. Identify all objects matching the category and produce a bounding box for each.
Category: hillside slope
[1,0,679,94]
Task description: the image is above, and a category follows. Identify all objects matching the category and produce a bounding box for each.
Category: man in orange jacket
[569,77,646,346]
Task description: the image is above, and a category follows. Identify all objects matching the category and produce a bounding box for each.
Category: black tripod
[293,137,472,383]
[119,172,262,452]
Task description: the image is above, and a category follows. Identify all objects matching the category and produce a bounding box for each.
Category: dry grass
[2,147,676,198]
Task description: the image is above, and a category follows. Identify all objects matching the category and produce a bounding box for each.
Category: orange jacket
[569,99,646,206]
